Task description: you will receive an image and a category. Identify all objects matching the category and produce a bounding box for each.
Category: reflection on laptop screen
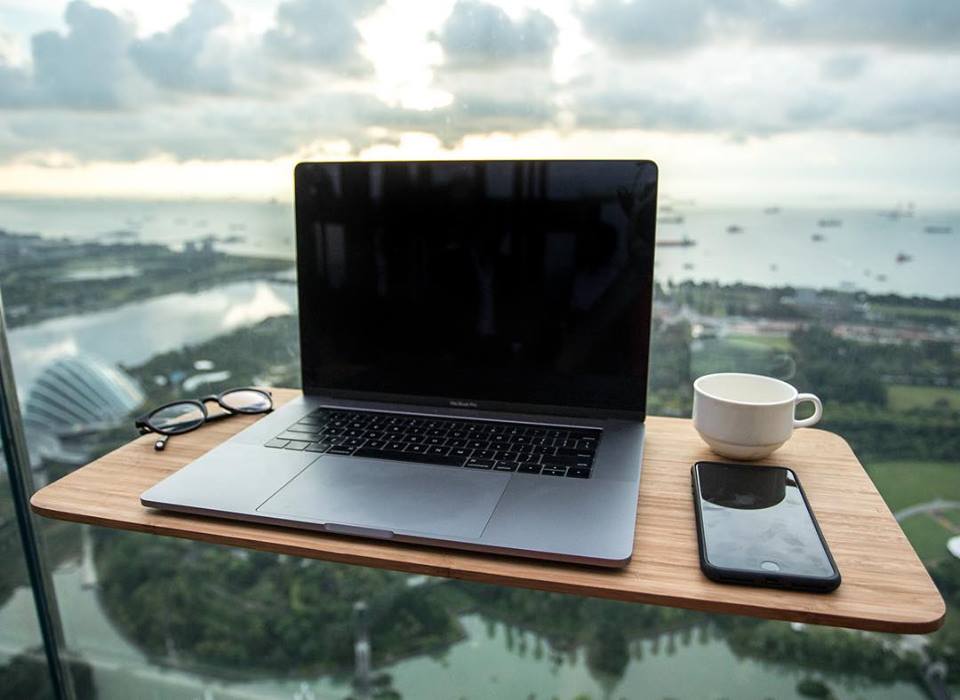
[295,160,658,415]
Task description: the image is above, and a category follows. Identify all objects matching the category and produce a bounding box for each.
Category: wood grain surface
[31,388,945,634]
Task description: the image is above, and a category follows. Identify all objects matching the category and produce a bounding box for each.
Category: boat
[817,218,842,228]
[895,253,912,264]
[726,225,743,234]
[811,233,825,242]
[924,225,952,234]
[656,236,696,247]
[763,207,781,215]
[657,215,685,225]
[879,202,915,219]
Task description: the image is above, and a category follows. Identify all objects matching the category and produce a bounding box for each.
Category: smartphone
[691,461,841,592]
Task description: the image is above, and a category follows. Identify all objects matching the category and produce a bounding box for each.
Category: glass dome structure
[23,354,144,468]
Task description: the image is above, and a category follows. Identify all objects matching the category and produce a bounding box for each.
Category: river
[7,279,298,397]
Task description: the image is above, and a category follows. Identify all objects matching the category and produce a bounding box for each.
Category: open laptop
[142,159,658,567]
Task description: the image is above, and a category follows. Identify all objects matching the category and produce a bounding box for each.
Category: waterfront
[1,197,959,298]
[7,280,297,396]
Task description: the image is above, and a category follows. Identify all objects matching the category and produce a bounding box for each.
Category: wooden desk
[31,388,945,634]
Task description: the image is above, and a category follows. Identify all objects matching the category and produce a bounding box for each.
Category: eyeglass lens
[220,389,271,413]
[149,403,205,434]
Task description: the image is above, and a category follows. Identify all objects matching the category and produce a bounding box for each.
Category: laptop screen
[294,160,657,417]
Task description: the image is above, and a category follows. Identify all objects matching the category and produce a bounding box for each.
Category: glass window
[0,1,957,698]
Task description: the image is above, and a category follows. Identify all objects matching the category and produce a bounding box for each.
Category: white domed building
[23,354,144,480]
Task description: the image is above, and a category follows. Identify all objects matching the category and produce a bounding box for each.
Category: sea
[1,196,959,298]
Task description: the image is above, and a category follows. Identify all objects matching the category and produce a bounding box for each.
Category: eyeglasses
[135,388,273,451]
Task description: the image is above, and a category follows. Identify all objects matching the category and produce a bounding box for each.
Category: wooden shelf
[31,388,944,634]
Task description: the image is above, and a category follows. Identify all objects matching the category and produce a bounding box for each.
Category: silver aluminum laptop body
[142,160,658,567]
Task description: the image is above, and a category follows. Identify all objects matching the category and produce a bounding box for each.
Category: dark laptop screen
[294,160,657,417]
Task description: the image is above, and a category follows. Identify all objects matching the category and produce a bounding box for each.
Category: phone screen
[693,462,836,580]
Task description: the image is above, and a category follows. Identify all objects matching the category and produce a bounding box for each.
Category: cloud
[0,60,36,108]
[129,0,233,94]
[581,0,960,55]
[580,0,716,55]
[26,0,137,109]
[0,0,957,168]
[362,88,558,147]
[763,0,960,49]
[439,1,558,68]
[820,53,868,81]
[263,0,382,74]
[572,91,716,132]
[570,74,960,140]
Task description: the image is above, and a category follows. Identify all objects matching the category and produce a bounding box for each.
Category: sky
[0,0,958,205]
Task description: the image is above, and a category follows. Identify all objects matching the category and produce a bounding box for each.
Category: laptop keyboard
[264,408,601,479]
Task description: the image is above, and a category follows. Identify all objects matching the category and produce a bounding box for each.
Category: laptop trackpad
[257,455,510,540]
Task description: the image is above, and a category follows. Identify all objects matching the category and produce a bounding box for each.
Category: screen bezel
[691,461,841,592]
[293,159,658,420]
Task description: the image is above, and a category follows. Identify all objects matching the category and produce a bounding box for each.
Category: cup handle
[793,393,823,429]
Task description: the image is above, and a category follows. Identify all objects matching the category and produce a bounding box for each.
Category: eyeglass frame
[135,387,274,437]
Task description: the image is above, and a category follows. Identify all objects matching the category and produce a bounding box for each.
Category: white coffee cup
[692,373,823,460]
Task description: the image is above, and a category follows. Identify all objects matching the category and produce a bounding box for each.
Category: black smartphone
[691,461,841,593]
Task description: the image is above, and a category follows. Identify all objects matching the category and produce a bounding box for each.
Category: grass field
[866,460,960,511]
[900,515,956,562]
[690,337,783,377]
[725,334,793,352]
[888,384,960,412]
[872,302,960,324]
[866,460,960,563]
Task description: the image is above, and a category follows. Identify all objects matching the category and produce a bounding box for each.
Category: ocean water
[1,197,958,298]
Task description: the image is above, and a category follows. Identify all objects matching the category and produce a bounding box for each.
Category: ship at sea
[924,225,952,234]
[657,214,685,225]
[657,236,696,247]
[817,218,842,228]
[879,202,915,219]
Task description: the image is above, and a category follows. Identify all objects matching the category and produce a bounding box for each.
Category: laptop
[141,159,658,567]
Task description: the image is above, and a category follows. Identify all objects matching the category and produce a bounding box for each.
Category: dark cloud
[581,0,960,54]
[763,0,960,49]
[28,0,136,109]
[363,90,558,146]
[263,0,382,74]
[439,1,558,68]
[0,60,37,108]
[572,91,717,132]
[129,0,233,94]
[820,54,868,81]
[570,80,960,139]
[580,0,716,55]
[0,93,376,161]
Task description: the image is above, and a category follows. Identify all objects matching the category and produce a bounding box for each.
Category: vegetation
[0,652,95,699]
[94,529,465,677]
[0,229,292,327]
[6,264,960,693]
[889,384,960,412]
[866,461,960,513]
